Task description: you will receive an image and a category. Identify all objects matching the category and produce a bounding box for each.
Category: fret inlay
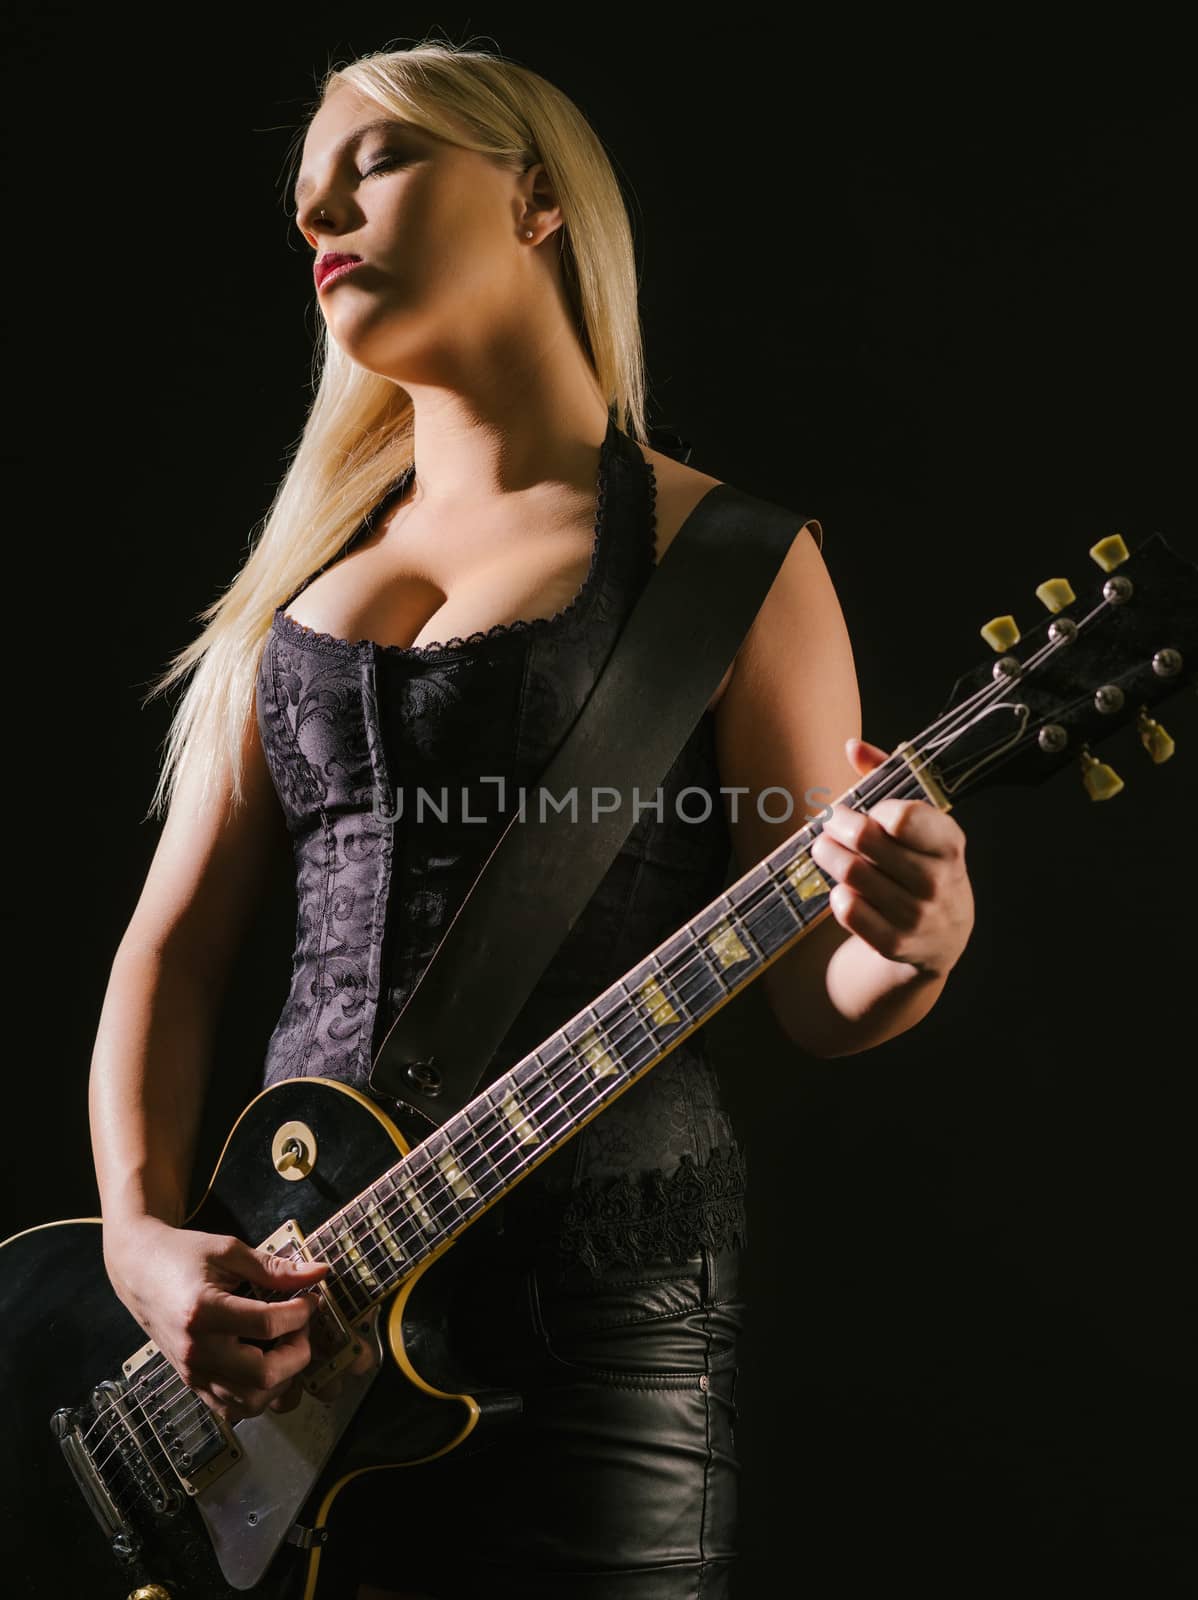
[344,1238,380,1290]
[437,1148,477,1202]
[578,1023,619,1080]
[367,1201,407,1263]
[706,914,752,969]
[638,974,680,1028]
[500,1086,541,1147]
[402,1178,437,1234]
[786,852,829,901]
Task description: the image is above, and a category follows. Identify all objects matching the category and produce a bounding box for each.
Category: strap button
[405,1059,443,1094]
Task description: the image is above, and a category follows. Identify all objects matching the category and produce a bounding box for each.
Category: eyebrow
[293,118,410,204]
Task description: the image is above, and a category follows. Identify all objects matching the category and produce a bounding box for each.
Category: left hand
[809,737,975,980]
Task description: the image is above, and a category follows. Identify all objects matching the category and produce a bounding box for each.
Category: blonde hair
[142,37,651,822]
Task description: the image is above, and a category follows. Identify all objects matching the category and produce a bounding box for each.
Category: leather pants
[344,1241,745,1598]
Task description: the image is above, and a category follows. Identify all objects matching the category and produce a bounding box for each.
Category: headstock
[928,532,1198,804]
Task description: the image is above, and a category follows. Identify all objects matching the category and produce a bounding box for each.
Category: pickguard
[195,1311,384,1590]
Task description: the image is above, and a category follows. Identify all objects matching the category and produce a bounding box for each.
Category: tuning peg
[1089,534,1130,572]
[1035,577,1075,612]
[1137,707,1175,763]
[1079,745,1124,800]
[980,614,1020,652]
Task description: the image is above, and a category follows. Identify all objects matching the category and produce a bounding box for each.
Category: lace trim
[549,1142,748,1278]
[273,418,639,663]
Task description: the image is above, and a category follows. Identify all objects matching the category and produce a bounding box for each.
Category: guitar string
[260,600,1101,1303]
[83,612,1080,1468]
[84,723,995,1473]
[82,675,1067,1477]
[85,763,948,1476]
[84,602,1108,1469]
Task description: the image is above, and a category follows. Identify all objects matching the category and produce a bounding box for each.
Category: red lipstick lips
[314,253,364,290]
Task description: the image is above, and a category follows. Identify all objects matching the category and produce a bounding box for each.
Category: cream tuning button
[1035,577,1075,613]
[1079,747,1124,801]
[1089,534,1130,571]
[980,614,1020,652]
[1137,708,1175,763]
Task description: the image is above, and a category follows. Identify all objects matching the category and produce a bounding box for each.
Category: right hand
[103,1214,331,1425]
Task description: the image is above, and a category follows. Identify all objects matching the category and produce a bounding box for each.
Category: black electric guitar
[2,531,1195,1599]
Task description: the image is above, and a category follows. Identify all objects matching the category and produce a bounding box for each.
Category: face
[293,85,556,381]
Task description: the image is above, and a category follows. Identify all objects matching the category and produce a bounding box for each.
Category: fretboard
[301,764,904,1321]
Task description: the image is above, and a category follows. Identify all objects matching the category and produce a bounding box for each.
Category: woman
[89,39,975,1600]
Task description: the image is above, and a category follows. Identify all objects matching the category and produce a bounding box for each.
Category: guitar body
[0,1079,517,1598]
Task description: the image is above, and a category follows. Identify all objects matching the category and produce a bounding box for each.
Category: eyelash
[361,154,404,179]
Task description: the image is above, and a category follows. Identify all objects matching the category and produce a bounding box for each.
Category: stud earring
[524,228,534,238]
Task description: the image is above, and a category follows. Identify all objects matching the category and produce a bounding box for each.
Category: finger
[220,1237,332,1293]
[198,1290,319,1342]
[845,736,891,773]
[811,831,923,931]
[214,1326,313,1391]
[817,805,937,899]
[865,797,965,860]
[203,1384,250,1427]
[829,883,928,968]
[208,1369,303,1421]
[267,1378,307,1415]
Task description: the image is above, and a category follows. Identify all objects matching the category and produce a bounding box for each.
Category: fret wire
[99,763,939,1453]
[473,1086,520,1172]
[360,771,936,1290]
[302,825,851,1299]
[327,772,919,1308]
[97,843,823,1454]
[455,1101,503,1187]
[307,884,786,1298]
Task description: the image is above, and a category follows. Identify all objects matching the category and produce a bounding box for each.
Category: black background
[3,9,1194,1591]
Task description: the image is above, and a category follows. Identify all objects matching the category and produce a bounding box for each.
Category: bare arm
[88,698,329,1421]
[88,701,282,1229]
[713,525,974,1058]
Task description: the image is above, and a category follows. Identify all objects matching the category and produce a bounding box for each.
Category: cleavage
[285,512,598,652]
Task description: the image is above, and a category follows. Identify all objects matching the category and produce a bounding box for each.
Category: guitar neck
[303,743,944,1320]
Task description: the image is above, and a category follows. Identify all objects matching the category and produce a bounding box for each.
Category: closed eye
[362,154,406,179]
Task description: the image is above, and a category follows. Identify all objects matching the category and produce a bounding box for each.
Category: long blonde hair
[143,38,651,822]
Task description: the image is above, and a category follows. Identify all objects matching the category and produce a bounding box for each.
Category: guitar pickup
[257,1218,367,1394]
[123,1338,239,1496]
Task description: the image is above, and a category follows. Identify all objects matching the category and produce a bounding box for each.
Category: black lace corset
[254,414,748,1275]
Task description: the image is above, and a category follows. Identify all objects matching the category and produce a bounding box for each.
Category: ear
[519,158,564,243]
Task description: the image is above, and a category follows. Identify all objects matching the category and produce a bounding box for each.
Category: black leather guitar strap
[368,465,820,1125]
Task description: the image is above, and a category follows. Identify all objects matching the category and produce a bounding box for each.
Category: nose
[297,199,338,247]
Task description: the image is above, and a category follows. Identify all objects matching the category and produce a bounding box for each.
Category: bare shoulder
[638,444,726,564]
